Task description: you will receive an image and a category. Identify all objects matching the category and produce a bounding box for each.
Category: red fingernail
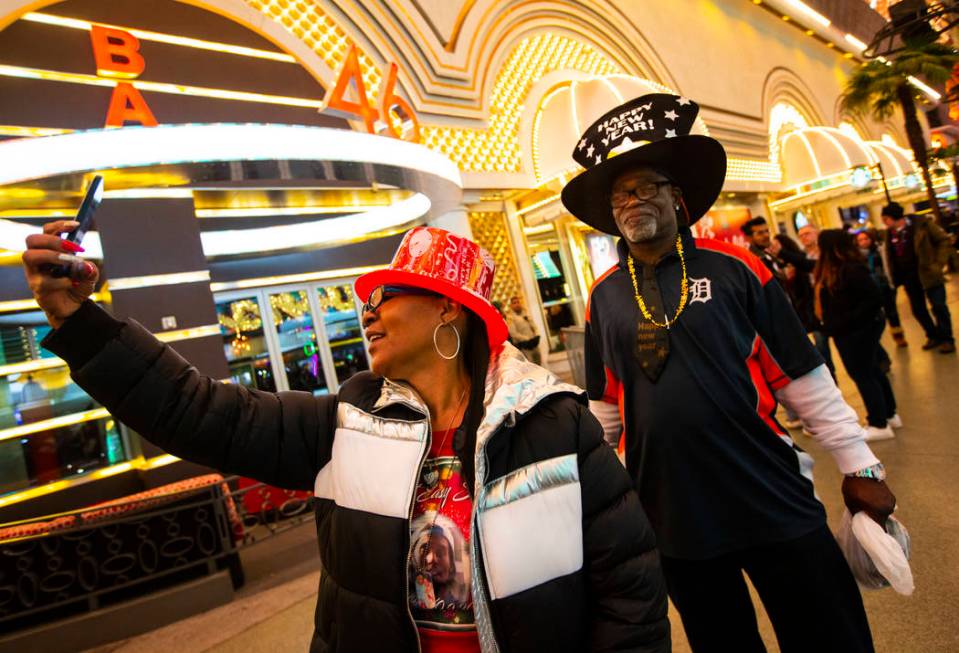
[71,280,80,288]
[83,262,96,277]
[62,240,84,253]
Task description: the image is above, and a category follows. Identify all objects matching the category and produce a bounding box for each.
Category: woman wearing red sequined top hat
[25,222,668,652]
[564,92,896,652]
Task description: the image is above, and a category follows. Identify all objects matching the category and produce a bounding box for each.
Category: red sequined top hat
[354,227,509,347]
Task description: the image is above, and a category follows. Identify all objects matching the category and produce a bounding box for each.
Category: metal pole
[874,161,893,203]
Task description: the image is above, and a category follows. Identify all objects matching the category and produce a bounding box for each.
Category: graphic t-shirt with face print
[408,429,480,653]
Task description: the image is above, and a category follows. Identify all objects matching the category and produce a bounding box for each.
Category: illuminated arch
[761,68,828,183]
[768,102,811,170]
[762,67,827,128]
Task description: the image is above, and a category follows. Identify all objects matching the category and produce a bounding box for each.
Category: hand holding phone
[22,177,104,329]
[49,175,103,277]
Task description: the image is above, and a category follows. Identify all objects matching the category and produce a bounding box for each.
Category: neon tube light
[908,76,941,101]
[0,65,322,108]
[199,192,431,256]
[844,34,868,52]
[22,13,297,63]
[209,265,381,292]
[0,408,110,443]
[783,0,831,27]
[108,270,211,291]
[154,324,222,343]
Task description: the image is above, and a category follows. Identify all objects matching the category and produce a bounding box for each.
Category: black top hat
[560,93,726,235]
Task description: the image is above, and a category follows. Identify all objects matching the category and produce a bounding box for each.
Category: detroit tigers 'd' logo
[688,277,712,304]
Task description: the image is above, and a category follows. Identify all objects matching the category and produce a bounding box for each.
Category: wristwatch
[847,463,886,482]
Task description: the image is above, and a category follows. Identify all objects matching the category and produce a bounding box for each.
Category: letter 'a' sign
[89,24,158,128]
[321,44,420,143]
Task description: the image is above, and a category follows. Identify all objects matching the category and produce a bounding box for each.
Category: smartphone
[50,175,104,278]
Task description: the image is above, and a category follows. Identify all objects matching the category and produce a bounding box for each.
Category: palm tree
[841,41,959,224]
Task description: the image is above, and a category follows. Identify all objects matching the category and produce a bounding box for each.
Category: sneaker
[784,418,802,429]
[922,338,944,350]
[888,414,903,429]
[864,425,895,441]
[939,341,956,354]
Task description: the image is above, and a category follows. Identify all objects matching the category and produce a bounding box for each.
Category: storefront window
[526,226,576,350]
[269,290,330,396]
[0,313,128,497]
[839,205,870,229]
[216,296,277,391]
[316,285,369,384]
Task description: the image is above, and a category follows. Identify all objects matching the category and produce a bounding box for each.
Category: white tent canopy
[779,126,878,188]
[530,74,709,184]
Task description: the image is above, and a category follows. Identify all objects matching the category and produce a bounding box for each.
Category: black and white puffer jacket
[44,301,670,653]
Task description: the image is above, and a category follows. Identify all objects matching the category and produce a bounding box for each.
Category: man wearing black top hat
[561,93,896,652]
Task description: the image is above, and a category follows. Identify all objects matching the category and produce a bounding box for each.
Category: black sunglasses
[362,285,439,314]
[609,180,673,209]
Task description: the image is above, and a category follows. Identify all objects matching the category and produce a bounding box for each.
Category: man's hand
[842,476,896,526]
[23,220,99,329]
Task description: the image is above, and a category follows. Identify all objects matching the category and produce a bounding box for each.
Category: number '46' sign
[321,44,420,143]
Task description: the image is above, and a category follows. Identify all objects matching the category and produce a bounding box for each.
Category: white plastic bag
[836,509,913,595]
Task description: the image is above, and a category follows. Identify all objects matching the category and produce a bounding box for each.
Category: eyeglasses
[362,285,438,314]
[610,181,673,208]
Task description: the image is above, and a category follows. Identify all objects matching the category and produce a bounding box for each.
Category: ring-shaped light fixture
[0,123,461,187]
[1,192,431,258]
[0,124,462,257]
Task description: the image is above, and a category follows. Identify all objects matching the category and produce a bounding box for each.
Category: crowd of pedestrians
[740,200,955,445]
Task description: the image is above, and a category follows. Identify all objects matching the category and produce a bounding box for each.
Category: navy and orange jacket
[585,230,830,559]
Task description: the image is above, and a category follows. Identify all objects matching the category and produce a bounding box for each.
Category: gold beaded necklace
[626,235,689,329]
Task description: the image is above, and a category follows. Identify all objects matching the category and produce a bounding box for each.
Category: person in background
[881,202,955,354]
[773,235,815,330]
[856,229,906,348]
[505,295,542,365]
[491,300,508,335]
[774,229,836,378]
[771,234,819,429]
[798,224,821,259]
[18,374,48,404]
[741,216,787,286]
[941,209,959,272]
[815,230,901,442]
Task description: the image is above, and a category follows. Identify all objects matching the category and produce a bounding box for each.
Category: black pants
[662,526,874,653]
[834,320,897,428]
[900,277,953,342]
[926,283,954,343]
[880,283,901,329]
[811,329,835,377]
